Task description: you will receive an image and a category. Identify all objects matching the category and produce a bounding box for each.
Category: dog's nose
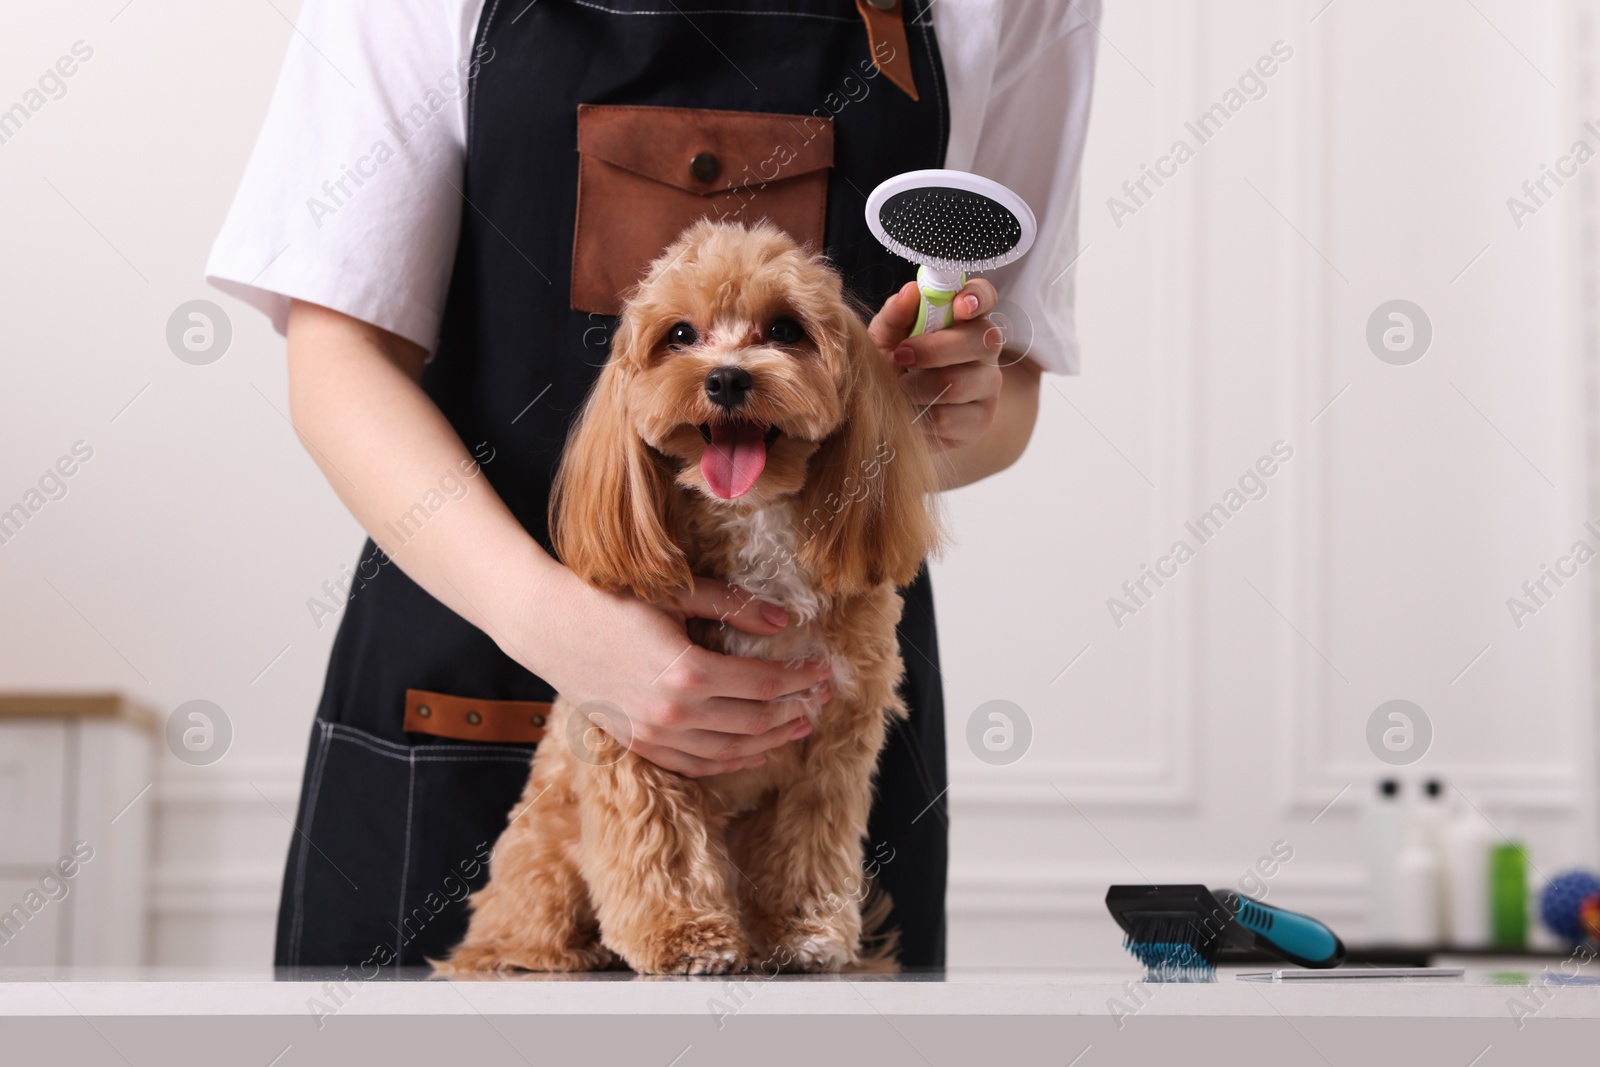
[704,365,753,410]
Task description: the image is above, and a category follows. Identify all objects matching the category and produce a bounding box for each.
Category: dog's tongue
[701,422,768,499]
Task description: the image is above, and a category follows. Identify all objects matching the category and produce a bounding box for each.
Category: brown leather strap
[404,688,550,743]
[855,0,920,102]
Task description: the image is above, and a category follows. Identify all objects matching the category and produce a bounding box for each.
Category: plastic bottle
[1417,779,1449,932]
[1416,779,1448,848]
[1363,778,1404,941]
[1491,838,1529,948]
[1441,792,1494,947]
[1393,825,1442,945]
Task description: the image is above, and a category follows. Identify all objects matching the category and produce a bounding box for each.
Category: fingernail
[791,720,813,740]
[759,602,788,627]
[962,294,979,315]
[894,344,916,366]
[748,757,768,769]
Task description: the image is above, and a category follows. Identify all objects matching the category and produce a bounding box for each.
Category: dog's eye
[666,322,698,350]
[767,317,805,345]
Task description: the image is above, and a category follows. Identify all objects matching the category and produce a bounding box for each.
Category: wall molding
[151,867,283,917]
[154,759,302,809]
[151,759,301,921]
[1285,765,1581,815]
[949,760,1196,809]
[948,865,1365,919]
[150,852,1372,924]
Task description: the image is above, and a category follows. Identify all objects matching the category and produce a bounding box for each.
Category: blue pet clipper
[1106,884,1346,982]
[864,169,1037,336]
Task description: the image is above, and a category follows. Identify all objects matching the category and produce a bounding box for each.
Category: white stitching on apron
[395,750,416,965]
[289,718,335,966]
[563,2,856,21]
[469,0,505,149]
[324,729,537,764]
[326,723,535,763]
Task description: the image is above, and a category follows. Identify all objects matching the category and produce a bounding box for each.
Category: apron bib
[277,0,951,971]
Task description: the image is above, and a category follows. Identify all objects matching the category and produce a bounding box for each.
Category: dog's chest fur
[679,500,848,692]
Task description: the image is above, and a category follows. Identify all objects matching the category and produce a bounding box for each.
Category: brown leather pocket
[571,103,834,316]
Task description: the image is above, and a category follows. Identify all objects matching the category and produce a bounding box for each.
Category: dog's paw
[434,939,616,974]
[771,929,852,974]
[749,912,857,974]
[621,917,749,976]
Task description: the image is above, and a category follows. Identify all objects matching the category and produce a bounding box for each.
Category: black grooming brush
[1106,885,1346,982]
[864,169,1037,336]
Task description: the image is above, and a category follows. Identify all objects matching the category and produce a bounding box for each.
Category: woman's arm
[285,300,830,777]
[285,300,549,642]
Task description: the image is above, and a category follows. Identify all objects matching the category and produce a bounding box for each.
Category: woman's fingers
[624,736,766,779]
[898,360,1003,408]
[634,686,824,740]
[870,279,1006,377]
[612,580,837,776]
[653,647,831,719]
[687,647,832,704]
[642,707,818,763]
[916,400,992,449]
[668,575,791,634]
[898,315,1006,371]
[882,280,1004,452]
[951,277,999,322]
[868,280,922,353]
[624,692,824,777]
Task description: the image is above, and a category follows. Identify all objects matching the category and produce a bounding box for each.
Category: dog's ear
[796,310,942,595]
[550,358,689,600]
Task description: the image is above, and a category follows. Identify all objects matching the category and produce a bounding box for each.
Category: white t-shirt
[206,0,1097,374]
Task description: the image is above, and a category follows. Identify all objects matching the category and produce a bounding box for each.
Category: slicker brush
[864,169,1037,336]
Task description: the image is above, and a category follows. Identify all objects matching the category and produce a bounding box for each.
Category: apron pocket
[571,103,835,315]
[281,720,535,969]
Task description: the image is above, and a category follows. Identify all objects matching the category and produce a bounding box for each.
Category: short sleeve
[951,1,1098,374]
[205,0,487,352]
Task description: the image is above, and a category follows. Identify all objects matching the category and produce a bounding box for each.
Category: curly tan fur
[438,220,940,976]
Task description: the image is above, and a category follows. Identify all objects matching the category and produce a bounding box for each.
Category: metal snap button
[531,714,546,728]
[466,710,482,726]
[417,705,432,718]
[689,152,719,183]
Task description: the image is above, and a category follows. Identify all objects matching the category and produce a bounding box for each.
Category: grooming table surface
[1,963,1594,1065]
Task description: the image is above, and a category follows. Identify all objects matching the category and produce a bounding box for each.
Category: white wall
[1,0,351,964]
[0,0,1595,968]
[940,0,1599,965]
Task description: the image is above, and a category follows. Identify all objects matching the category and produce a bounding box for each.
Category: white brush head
[865,169,1038,275]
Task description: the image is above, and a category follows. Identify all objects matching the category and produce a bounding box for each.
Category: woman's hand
[513,567,832,778]
[867,278,1044,490]
[869,277,1005,451]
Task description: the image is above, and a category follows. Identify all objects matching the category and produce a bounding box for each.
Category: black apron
[275,0,951,972]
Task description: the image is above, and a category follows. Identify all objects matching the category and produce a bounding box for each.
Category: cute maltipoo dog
[441,219,940,975]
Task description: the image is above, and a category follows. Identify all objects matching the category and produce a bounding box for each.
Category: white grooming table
[1,962,1595,1065]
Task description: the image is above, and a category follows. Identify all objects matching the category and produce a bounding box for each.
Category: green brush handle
[912,264,966,336]
[1217,890,1345,969]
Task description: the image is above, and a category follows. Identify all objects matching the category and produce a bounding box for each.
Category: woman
[207,0,1096,971]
